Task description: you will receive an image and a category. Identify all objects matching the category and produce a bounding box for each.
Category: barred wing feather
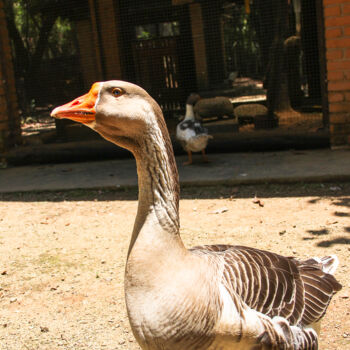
[298,258,341,325]
[192,245,341,327]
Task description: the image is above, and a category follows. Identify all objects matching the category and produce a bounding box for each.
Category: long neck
[184,104,195,121]
[127,120,184,259]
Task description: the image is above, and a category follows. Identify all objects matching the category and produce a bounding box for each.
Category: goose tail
[306,255,339,275]
[320,255,339,275]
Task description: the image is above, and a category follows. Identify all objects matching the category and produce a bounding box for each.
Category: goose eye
[112,88,124,97]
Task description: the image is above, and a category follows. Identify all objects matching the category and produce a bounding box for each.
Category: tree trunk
[253,0,297,118]
[25,12,58,100]
[4,1,58,110]
[265,0,292,116]
[285,35,303,108]
[3,0,29,75]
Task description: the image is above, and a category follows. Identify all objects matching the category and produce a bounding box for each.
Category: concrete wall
[323,0,350,148]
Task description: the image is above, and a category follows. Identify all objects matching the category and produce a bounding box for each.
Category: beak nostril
[71,100,80,106]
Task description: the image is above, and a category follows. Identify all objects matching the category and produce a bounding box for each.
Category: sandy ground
[0,183,349,350]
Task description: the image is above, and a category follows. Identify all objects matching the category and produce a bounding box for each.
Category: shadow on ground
[1,182,350,202]
[317,237,350,247]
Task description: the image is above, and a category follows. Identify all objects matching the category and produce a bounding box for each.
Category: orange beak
[51,82,101,124]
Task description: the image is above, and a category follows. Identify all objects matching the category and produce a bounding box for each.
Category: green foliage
[48,17,77,58]
[4,0,84,107]
[136,30,154,40]
[222,3,262,77]
[10,0,76,58]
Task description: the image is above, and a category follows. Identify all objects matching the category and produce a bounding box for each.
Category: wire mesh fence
[4,0,329,153]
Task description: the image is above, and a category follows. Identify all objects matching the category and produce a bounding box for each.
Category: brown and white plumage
[192,245,340,326]
[52,80,342,350]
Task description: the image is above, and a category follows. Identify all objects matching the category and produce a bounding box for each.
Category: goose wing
[297,256,342,325]
[176,120,196,142]
[192,121,209,136]
[176,120,208,141]
[191,245,341,326]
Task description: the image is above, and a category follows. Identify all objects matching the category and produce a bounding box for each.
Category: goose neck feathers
[184,103,195,121]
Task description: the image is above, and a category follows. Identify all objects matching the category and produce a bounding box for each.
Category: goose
[176,93,213,165]
[51,80,342,350]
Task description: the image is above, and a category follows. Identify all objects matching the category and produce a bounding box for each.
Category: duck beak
[51,82,101,124]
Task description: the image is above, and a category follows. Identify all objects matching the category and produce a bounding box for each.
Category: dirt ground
[0,183,349,350]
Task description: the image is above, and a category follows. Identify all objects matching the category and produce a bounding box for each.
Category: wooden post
[189,3,208,88]
[315,0,328,127]
[96,0,123,80]
[77,0,124,86]
[200,0,226,87]
[76,19,100,87]
[88,0,104,80]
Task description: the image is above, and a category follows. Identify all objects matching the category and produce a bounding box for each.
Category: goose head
[51,80,167,153]
[186,93,201,106]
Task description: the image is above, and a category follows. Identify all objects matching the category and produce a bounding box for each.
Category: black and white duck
[176,93,213,165]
